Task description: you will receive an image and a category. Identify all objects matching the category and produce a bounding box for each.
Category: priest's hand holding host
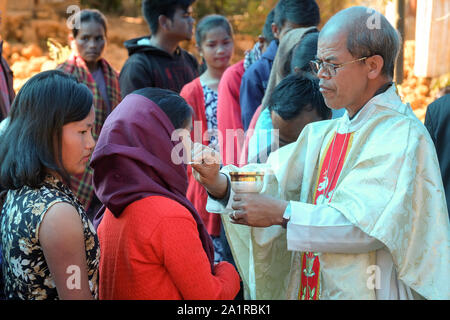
[190,142,288,228]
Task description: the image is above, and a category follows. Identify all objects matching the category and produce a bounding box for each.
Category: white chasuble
[207,85,449,300]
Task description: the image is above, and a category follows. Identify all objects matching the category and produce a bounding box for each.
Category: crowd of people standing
[0,0,448,300]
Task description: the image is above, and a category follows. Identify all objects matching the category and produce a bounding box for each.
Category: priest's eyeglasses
[309,57,368,77]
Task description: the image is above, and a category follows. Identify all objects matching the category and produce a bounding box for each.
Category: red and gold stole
[298,131,354,300]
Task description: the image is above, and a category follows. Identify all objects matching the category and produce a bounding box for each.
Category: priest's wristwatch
[282,202,291,228]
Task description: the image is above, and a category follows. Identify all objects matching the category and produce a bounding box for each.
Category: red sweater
[217,60,245,167]
[98,196,240,300]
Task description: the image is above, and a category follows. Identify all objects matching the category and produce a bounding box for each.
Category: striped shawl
[57,55,121,209]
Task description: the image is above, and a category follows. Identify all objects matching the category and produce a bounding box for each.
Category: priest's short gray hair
[323,6,401,79]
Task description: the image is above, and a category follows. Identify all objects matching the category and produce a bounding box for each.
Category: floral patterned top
[201,82,219,152]
[0,175,100,300]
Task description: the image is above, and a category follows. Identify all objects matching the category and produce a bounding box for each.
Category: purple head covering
[90,93,215,272]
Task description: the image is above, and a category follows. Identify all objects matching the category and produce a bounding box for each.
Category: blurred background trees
[80,0,354,36]
[2,0,448,120]
[78,0,392,39]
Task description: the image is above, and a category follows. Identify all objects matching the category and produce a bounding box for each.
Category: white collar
[336,85,406,133]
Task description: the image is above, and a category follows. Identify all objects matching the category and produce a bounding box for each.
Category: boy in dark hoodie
[119,0,199,97]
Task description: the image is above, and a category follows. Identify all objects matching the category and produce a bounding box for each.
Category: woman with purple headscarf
[90,87,240,300]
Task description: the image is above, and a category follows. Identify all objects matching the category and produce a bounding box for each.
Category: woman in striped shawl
[58,9,121,220]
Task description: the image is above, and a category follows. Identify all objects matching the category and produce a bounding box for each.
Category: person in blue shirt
[239,9,275,131]
[248,31,327,161]
[248,73,331,164]
[239,0,321,131]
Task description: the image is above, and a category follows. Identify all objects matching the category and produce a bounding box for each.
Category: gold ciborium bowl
[229,171,265,193]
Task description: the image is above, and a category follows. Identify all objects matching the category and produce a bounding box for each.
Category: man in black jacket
[119,0,199,97]
[424,88,450,218]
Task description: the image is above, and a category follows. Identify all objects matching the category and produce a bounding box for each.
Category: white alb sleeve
[286,201,385,254]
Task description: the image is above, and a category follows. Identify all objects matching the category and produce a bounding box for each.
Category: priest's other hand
[230,193,288,228]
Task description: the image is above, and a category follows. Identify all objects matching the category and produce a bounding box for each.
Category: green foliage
[431,73,450,93]
[193,0,277,36]
[80,0,393,35]
[80,0,123,13]
[80,0,142,14]
[191,0,384,36]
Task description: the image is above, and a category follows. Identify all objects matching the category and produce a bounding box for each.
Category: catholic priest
[190,6,449,300]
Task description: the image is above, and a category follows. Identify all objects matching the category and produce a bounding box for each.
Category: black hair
[268,73,331,120]
[133,87,193,130]
[195,14,233,47]
[290,31,319,73]
[70,9,108,37]
[274,0,320,28]
[0,70,93,190]
[142,0,195,35]
[262,9,275,44]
